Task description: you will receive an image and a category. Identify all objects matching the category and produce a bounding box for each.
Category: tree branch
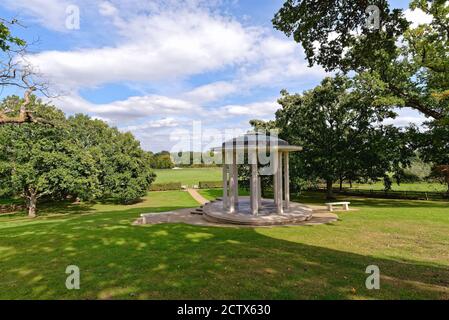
[0,39,54,126]
[388,83,444,120]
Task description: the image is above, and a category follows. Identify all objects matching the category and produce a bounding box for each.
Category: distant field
[154,167,222,186]
[153,167,447,192]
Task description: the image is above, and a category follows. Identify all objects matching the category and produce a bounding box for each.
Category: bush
[149,182,182,191]
[0,204,26,213]
[150,152,174,169]
[394,170,422,184]
[199,181,222,189]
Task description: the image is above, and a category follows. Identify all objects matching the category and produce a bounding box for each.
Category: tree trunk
[27,189,37,218]
[326,179,334,199]
[339,177,343,191]
[349,180,353,188]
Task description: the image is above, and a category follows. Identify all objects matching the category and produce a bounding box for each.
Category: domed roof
[214,132,301,152]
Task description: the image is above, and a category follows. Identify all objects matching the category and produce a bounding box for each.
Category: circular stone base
[203,196,313,226]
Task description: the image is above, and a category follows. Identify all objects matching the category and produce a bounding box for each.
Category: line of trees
[149,151,224,169]
[0,96,155,217]
[149,151,175,169]
[250,75,415,198]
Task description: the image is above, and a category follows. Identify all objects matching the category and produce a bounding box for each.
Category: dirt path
[186,188,209,205]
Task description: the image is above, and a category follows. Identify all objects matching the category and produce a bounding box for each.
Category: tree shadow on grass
[0,204,194,228]
[292,192,449,209]
[0,203,98,223]
[201,189,449,209]
[345,197,449,209]
[1,218,448,300]
[88,198,146,205]
[38,201,97,215]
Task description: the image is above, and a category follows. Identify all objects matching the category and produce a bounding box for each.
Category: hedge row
[308,187,449,201]
[149,182,182,191]
[0,204,26,214]
[199,181,222,189]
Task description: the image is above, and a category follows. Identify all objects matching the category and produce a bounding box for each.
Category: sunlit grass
[154,167,222,186]
[0,191,199,223]
[0,189,448,299]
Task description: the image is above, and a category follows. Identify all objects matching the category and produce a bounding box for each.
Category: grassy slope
[153,167,447,192]
[1,189,448,300]
[154,167,221,186]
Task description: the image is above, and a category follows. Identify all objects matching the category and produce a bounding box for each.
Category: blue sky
[0,0,426,151]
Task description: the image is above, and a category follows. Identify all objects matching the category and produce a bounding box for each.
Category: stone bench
[325,201,350,212]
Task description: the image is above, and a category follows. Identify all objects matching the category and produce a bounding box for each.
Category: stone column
[229,152,236,213]
[232,151,239,209]
[222,161,228,210]
[273,151,278,206]
[277,151,284,214]
[250,152,258,215]
[284,152,290,211]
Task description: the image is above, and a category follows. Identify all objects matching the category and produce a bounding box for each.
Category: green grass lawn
[153,167,447,192]
[154,167,222,186]
[334,182,448,192]
[198,188,249,201]
[1,189,448,299]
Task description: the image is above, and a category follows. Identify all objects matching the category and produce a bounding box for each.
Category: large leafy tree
[0,97,156,217]
[273,76,412,198]
[273,0,449,121]
[68,114,155,204]
[0,97,99,217]
[409,122,449,192]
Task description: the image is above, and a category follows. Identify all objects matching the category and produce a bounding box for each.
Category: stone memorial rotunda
[201,132,313,225]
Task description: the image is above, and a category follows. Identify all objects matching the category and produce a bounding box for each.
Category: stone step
[202,205,313,226]
[191,208,204,215]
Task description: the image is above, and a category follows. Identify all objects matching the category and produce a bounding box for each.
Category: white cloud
[218,101,280,118]
[98,1,118,17]
[25,7,260,89]
[20,0,326,95]
[53,93,201,122]
[95,95,199,120]
[383,109,427,127]
[184,82,238,104]
[180,35,326,104]
[123,117,180,131]
[404,8,433,28]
